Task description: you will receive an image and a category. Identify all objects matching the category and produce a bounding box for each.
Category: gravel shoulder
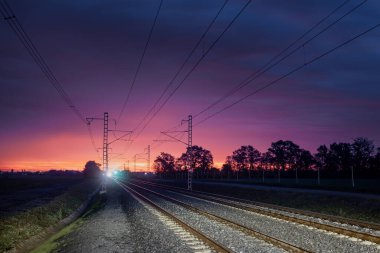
[148,187,380,253]
[55,181,193,253]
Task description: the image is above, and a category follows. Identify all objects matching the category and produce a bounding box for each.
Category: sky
[1,0,379,171]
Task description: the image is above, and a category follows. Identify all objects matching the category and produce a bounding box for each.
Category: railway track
[116,180,232,253]
[131,178,380,245]
[118,179,310,253]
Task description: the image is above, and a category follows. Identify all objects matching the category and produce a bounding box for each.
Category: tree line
[153,137,380,181]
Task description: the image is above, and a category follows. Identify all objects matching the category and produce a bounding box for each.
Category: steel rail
[124,180,310,253]
[115,180,231,253]
[132,179,380,245]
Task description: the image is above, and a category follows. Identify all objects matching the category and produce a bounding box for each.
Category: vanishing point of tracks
[116,179,380,253]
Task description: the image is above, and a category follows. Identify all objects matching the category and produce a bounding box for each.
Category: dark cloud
[1,0,379,169]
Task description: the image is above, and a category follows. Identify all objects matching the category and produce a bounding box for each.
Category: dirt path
[56,184,132,253]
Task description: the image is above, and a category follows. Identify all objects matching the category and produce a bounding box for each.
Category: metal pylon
[187,115,193,190]
[102,112,109,192]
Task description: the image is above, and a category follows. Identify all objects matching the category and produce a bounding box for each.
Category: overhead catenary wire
[0,0,87,124]
[0,0,101,157]
[132,0,252,144]
[129,0,229,135]
[194,22,380,126]
[193,0,356,119]
[87,124,102,160]
[118,0,233,159]
[154,0,364,143]
[117,0,163,122]
[134,0,369,162]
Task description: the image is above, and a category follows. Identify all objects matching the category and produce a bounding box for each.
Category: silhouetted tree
[260,152,274,182]
[154,152,175,177]
[315,145,329,172]
[352,137,374,176]
[267,140,300,182]
[221,156,233,179]
[153,136,380,182]
[231,145,261,179]
[373,148,380,175]
[294,149,315,183]
[83,161,101,178]
[295,149,314,169]
[177,146,213,179]
[329,142,352,175]
[175,157,186,179]
[232,147,246,180]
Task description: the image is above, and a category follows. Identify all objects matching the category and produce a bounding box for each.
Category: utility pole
[147,145,151,171]
[103,112,109,178]
[86,112,132,193]
[87,112,109,193]
[134,155,136,173]
[154,115,193,190]
[181,115,193,190]
[187,115,193,190]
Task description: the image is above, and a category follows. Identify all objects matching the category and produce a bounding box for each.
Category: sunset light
[1,1,380,252]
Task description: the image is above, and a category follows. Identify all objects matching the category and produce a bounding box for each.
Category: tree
[352,137,374,176]
[294,149,314,170]
[231,145,261,179]
[267,140,301,182]
[154,152,175,177]
[83,161,101,178]
[260,152,273,182]
[182,145,213,178]
[174,156,186,179]
[315,145,329,171]
[329,142,352,175]
[294,149,315,183]
[232,147,246,180]
[221,156,233,179]
[315,145,329,184]
[372,148,380,175]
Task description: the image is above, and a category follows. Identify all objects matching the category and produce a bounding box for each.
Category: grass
[198,178,380,194]
[30,193,106,253]
[0,175,82,194]
[0,178,100,253]
[29,219,82,253]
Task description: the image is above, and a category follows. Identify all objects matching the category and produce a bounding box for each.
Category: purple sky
[1,0,379,171]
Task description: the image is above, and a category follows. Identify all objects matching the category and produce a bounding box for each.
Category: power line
[193,0,364,119]
[130,0,229,135]
[119,0,231,156]
[0,0,87,124]
[0,0,101,159]
[117,0,163,122]
[194,22,380,126]
[132,0,252,143]
[154,0,359,141]
[87,124,102,160]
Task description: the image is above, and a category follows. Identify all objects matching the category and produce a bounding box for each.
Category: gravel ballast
[56,182,197,253]
[136,184,380,253]
[129,187,288,253]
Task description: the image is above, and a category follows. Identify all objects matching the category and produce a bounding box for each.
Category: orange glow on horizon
[0,160,85,172]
